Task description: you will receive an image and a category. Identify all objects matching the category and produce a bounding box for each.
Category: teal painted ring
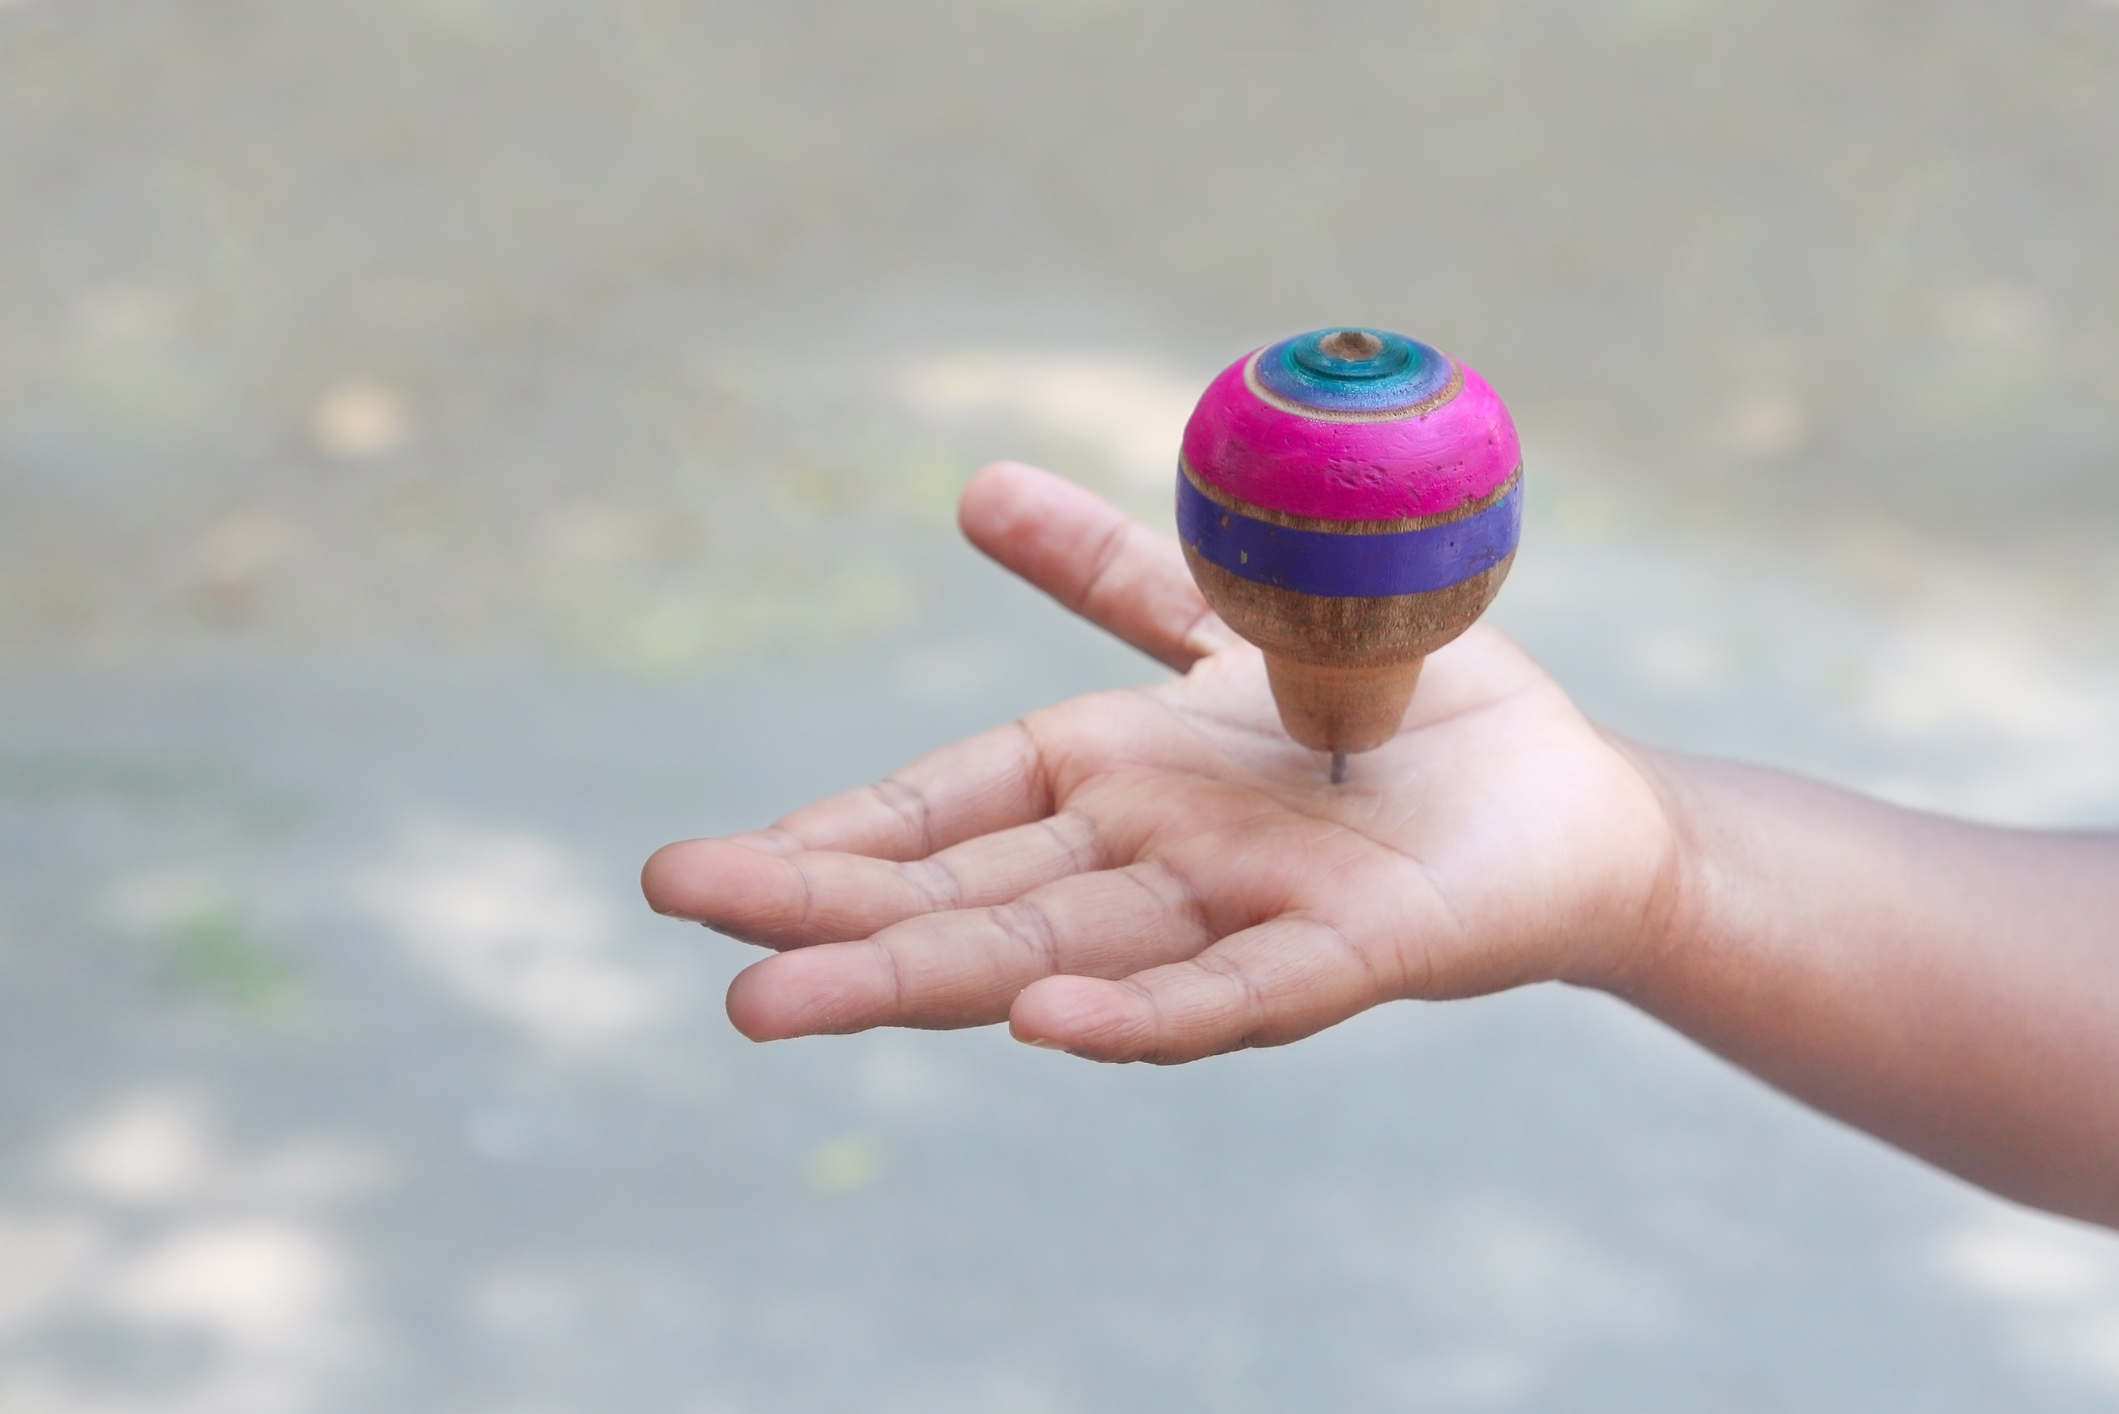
[1251,328,1454,414]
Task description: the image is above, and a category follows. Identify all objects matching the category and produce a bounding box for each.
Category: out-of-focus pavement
[4,2,2119,1410]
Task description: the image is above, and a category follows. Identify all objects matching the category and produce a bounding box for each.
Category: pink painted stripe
[1180,351,1520,521]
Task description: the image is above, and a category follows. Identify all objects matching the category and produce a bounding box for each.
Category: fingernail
[1020,1035,1067,1051]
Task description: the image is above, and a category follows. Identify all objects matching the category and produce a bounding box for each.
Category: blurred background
[4,1,2119,1409]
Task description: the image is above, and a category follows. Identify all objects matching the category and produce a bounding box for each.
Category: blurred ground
[3,1,2119,1410]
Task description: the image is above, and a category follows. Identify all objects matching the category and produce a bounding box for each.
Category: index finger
[668,720,1055,875]
[959,461,1237,672]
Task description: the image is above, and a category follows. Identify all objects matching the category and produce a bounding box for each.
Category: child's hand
[643,461,1679,1061]
[644,460,2119,1222]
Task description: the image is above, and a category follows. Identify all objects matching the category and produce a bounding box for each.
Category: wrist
[1557,733,1713,1003]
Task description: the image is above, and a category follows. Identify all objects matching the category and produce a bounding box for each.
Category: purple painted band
[1177,474,1521,598]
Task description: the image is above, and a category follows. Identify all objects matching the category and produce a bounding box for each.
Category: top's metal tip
[1330,751,1348,785]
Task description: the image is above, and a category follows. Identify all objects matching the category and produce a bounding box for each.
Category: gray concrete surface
[4,1,2119,1410]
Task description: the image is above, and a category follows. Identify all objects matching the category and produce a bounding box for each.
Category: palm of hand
[643,463,1677,1062]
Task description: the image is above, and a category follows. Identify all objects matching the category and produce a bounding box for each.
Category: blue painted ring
[1177,473,1521,598]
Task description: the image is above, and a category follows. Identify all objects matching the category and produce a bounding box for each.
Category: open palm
[643,461,1680,1062]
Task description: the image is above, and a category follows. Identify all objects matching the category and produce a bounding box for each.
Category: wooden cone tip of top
[1261,651,1426,760]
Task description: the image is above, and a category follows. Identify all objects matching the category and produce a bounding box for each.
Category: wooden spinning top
[1176,327,1522,776]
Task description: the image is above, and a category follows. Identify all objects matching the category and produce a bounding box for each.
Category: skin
[643,460,2119,1228]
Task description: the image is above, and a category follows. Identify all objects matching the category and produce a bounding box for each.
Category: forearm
[1606,748,2119,1224]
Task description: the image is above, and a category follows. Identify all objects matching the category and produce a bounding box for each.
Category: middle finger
[723,859,1222,1038]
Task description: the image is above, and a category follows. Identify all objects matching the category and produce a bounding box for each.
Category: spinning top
[1176,328,1522,779]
